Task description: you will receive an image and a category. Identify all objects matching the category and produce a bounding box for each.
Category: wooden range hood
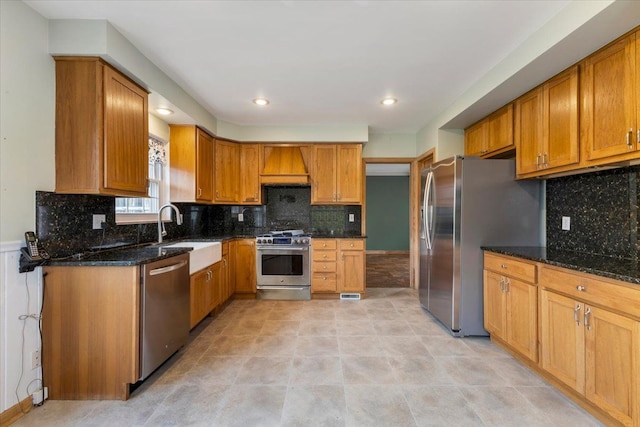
[260,146,310,185]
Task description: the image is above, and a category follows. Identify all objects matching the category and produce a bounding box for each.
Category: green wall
[365,176,410,250]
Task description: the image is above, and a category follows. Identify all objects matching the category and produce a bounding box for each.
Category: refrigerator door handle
[424,171,435,250]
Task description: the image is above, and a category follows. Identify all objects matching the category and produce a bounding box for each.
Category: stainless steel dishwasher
[139,253,190,380]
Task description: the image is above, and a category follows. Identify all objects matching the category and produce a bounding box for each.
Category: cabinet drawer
[313,251,337,262]
[339,239,364,250]
[540,266,640,319]
[313,240,337,250]
[312,261,337,273]
[312,273,337,292]
[484,253,537,283]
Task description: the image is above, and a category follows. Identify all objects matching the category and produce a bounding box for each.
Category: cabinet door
[464,120,487,156]
[336,144,363,204]
[582,34,637,161]
[214,140,239,202]
[209,262,222,311]
[235,239,256,293]
[339,249,364,292]
[311,144,337,203]
[483,271,506,338]
[486,104,514,154]
[228,240,237,295]
[196,129,214,202]
[585,305,638,426]
[505,277,537,362]
[543,66,579,170]
[190,268,210,329]
[515,87,543,175]
[239,144,261,204]
[540,290,585,394]
[103,66,149,195]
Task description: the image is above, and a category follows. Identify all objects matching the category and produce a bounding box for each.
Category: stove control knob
[267,238,272,244]
[256,239,261,244]
[302,239,308,244]
[294,239,301,244]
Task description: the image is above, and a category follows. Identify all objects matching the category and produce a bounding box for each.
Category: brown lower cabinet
[190,241,233,329]
[311,238,365,296]
[42,266,139,400]
[234,238,256,295]
[484,252,640,427]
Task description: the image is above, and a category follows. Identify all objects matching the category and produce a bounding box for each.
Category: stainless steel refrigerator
[419,156,541,336]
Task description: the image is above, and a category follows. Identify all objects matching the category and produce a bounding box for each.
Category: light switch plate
[561,216,571,231]
[348,214,355,223]
[92,214,106,229]
[238,213,244,222]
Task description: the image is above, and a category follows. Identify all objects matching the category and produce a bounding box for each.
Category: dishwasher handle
[149,260,188,276]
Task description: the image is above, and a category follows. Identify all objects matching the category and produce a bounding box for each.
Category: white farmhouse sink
[164,241,222,274]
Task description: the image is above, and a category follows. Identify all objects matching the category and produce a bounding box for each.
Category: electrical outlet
[238,213,244,222]
[31,350,41,369]
[562,216,571,231]
[92,214,106,230]
[348,214,355,223]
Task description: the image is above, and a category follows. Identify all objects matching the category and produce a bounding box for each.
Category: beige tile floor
[13,288,602,427]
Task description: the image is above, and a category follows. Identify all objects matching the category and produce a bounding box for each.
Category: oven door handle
[257,285,310,290]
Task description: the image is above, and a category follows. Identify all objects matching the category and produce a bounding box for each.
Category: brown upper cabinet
[54,57,149,196]
[515,66,579,178]
[213,139,239,203]
[311,144,363,205]
[581,31,640,165]
[169,125,214,203]
[464,104,514,158]
[238,144,261,204]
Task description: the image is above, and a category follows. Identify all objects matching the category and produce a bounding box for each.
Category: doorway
[363,159,411,288]
[363,151,434,289]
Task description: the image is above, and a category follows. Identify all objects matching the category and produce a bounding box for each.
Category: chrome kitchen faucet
[157,203,183,243]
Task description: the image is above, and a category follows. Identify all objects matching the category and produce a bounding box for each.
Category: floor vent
[340,293,361,300]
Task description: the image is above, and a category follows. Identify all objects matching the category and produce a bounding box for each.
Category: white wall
[363,133,416,158]
[216,119,369,142]
[0,1,53,413]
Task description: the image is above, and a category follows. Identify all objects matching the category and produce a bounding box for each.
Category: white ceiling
[25,0,572,134]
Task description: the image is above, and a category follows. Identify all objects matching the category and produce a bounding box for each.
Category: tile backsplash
[546,165,639,260]
[36,187,361,258]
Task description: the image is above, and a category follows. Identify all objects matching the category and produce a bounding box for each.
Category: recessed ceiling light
[253,98,270,106]
[155,107,174,115]
[381,98,398,106]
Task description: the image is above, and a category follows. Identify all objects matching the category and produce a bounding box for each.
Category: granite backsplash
[36,186,361,258]
[546,165,639,260]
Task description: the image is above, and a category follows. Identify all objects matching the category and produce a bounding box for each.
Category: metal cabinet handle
[501,264,507,269]
[542,153,547,167]
[323,265,327,270]
[350,243,354,247]
[322,254,327,258]
[505,278,510,293]
[584,307,592,330]
[499,277,505,293]
[216,191,220,198]
[536,154,541,169]
[576,285,585,292]
[323,276,327,280]
[637,129,640,145]
[197,188,202,197]
[574,304,581,326]
[627,129,633,148]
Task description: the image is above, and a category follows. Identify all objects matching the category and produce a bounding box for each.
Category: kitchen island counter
[483,246,640,285]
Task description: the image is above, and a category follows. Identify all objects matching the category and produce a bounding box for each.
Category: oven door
[256,246,310,287]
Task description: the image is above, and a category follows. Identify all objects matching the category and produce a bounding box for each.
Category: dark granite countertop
[311,233,367,238]
[483,246,640,285]
[47,245,192,267]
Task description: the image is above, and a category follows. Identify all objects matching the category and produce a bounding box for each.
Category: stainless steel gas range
[255,229,311,300]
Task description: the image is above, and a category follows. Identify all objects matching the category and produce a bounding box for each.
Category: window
[115,134,169,223]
